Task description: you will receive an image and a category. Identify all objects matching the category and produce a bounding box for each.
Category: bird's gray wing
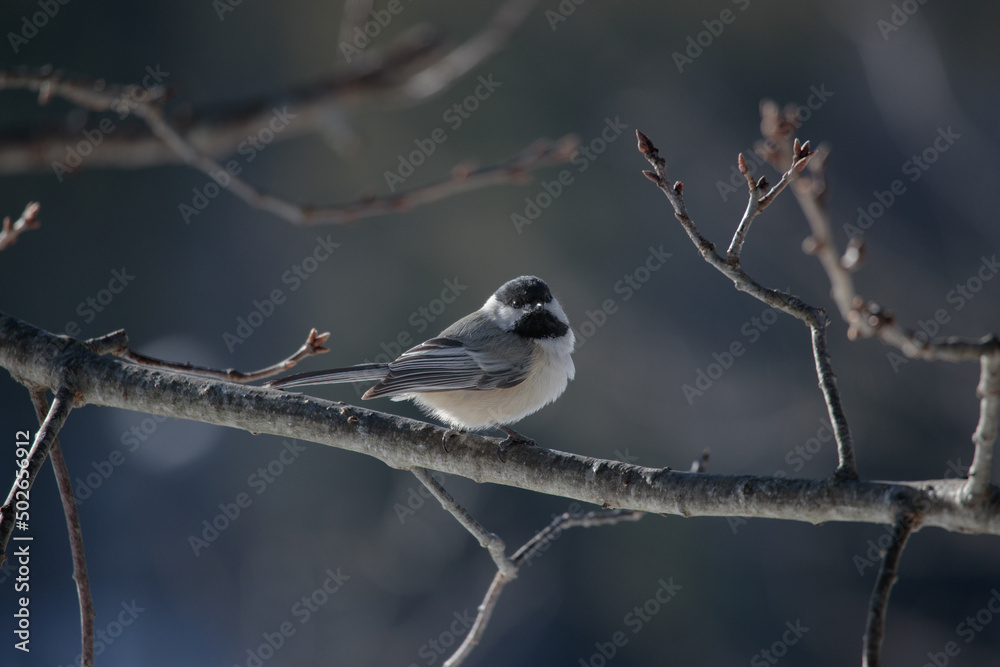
[363,336,531,398]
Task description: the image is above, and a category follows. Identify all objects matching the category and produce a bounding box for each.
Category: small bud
[642,169,659,182]
[636,130,653,155]
[738,153,749,175]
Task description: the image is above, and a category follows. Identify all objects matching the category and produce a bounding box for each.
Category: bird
[267,276,575,452]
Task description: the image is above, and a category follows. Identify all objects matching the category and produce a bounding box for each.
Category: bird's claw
[442,428,464,452]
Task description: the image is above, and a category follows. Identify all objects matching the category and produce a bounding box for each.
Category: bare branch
[29,388,94,667]
[862,512,918,667]
[94,328,331,383]
[727,142,812,263]
[758,102,1000,365]
[4,311,1000,556]
[0,55,578,225]
[442,508,643,667]
[637,130,858,479]
[1,383,75,561]
[411,468,516,579]
[399,0,541,101]
[511,508,644,566]
[966,351,1000,500]
[444,570,505,667]
[0,202,41,251]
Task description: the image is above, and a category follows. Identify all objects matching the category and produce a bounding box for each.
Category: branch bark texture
[3,312,999,545]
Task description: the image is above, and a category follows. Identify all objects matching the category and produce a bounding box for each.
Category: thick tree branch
[862,512,918,667]
[3,311,1000,559]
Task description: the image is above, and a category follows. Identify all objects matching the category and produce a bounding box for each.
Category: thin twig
[690,449,710,473]
[441,508,643,667]
[0,0,541,174]
[636,129,859,479]
[0,65,577,225]
[966,351,1000,500]
[511,508,644,566]
[400,0,541,101]
[411,468,516,579]
[862,512,918,667]
[0,202,41,251]
[727,145,810,263]
[757,102,1000,363]
[0,385,75,561]
[113,328,330,383]
[29,388,95,667]
[809,314,858,479]
[443,570,505,667]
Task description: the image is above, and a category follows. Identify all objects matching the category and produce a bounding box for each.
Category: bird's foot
[442,428,465,452]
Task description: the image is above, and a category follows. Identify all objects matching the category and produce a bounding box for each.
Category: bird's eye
[511,300,523,308]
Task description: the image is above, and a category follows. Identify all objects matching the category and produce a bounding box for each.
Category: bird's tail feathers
[266,363,388,389]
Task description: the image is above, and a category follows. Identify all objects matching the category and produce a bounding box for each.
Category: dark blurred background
[2,1,1000,665]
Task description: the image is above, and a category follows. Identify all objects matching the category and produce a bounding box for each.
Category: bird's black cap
[495,276,552,309]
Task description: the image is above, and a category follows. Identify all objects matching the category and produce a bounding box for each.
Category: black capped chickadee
[267,276,575,447]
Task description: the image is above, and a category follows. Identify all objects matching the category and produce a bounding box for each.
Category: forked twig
[28,388,95,667]
[81,327,330,383]
[411,465,644,667]
[636,130,858,479]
